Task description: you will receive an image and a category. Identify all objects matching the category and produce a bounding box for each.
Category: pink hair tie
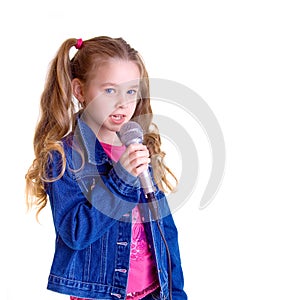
[75,38,83,49]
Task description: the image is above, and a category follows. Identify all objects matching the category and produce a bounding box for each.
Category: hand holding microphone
[118,143,150,177]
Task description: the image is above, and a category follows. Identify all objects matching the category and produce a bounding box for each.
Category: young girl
[26,36,187,300]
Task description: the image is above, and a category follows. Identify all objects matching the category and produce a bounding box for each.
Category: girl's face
[73,59,141,144]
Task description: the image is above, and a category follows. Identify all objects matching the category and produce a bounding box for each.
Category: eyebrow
[100,82,140,88]
[100,82,117,87]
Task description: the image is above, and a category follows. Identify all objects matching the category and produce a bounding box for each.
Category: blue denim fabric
[45,116,187,300]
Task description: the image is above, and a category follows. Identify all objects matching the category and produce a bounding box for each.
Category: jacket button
[115,268,127,273]
[110,292,122,298]
[117,241,128,246]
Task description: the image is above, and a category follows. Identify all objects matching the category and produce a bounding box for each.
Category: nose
[116,99,127,108]
[116,94,130,108]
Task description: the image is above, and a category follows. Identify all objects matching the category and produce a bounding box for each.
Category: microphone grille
[118,121,143,146]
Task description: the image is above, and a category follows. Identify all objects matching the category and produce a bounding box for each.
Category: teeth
[112,115,123,120]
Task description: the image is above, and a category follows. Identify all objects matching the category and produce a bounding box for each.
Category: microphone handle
[139,169,155,194]
[145,192,159,220]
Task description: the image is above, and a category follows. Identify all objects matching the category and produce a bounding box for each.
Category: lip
[109,114,126,125]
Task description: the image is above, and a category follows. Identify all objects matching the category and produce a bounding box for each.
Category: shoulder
[47,133,79,171]
[60,132,86,171]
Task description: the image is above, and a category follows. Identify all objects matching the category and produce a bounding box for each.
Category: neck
[81,114,122,146]
[98,133,123,146]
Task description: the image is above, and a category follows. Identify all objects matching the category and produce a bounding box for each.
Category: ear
[72,78,85,104]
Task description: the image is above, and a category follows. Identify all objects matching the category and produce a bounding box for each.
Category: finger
[124,154,150,176]
[128,149,149,162]
[130,156,151,169]
[127,143,148,153]
[131,159,151,176]
[118,144,150,176]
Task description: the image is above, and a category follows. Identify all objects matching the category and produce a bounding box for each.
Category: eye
[127,89,137,95]
[105,88,116,94]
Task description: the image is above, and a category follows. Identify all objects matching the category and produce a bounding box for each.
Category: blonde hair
[25,36,177,218]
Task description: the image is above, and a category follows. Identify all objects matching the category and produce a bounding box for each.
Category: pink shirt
[101,142,159,299]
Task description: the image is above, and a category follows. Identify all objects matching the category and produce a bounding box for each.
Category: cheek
[128,98,138,111]
[85,95,115,122]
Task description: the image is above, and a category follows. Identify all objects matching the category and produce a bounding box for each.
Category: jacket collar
[76,114,110,166]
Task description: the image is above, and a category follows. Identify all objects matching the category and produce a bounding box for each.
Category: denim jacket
[45,116,187,300]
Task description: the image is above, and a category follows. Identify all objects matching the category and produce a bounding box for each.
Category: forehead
[92,58,141,86]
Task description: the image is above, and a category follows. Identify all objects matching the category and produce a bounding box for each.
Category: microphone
[117,121,156,200]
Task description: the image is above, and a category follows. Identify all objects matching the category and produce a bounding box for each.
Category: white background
[1,0,300,299]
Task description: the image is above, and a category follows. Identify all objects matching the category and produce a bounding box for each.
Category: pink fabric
[126,206,159,299]
[75,38,83,49]
[69,143,159,300]
[101,142,126,162]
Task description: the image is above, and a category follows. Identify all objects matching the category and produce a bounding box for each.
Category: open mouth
[109,114,126,124]
[111,114,125,120]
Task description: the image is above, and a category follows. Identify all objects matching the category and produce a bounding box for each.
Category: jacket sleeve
[159,195,188,299]
[46,150,140,251]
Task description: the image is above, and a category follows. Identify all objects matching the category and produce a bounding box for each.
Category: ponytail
[25,38,77,219]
